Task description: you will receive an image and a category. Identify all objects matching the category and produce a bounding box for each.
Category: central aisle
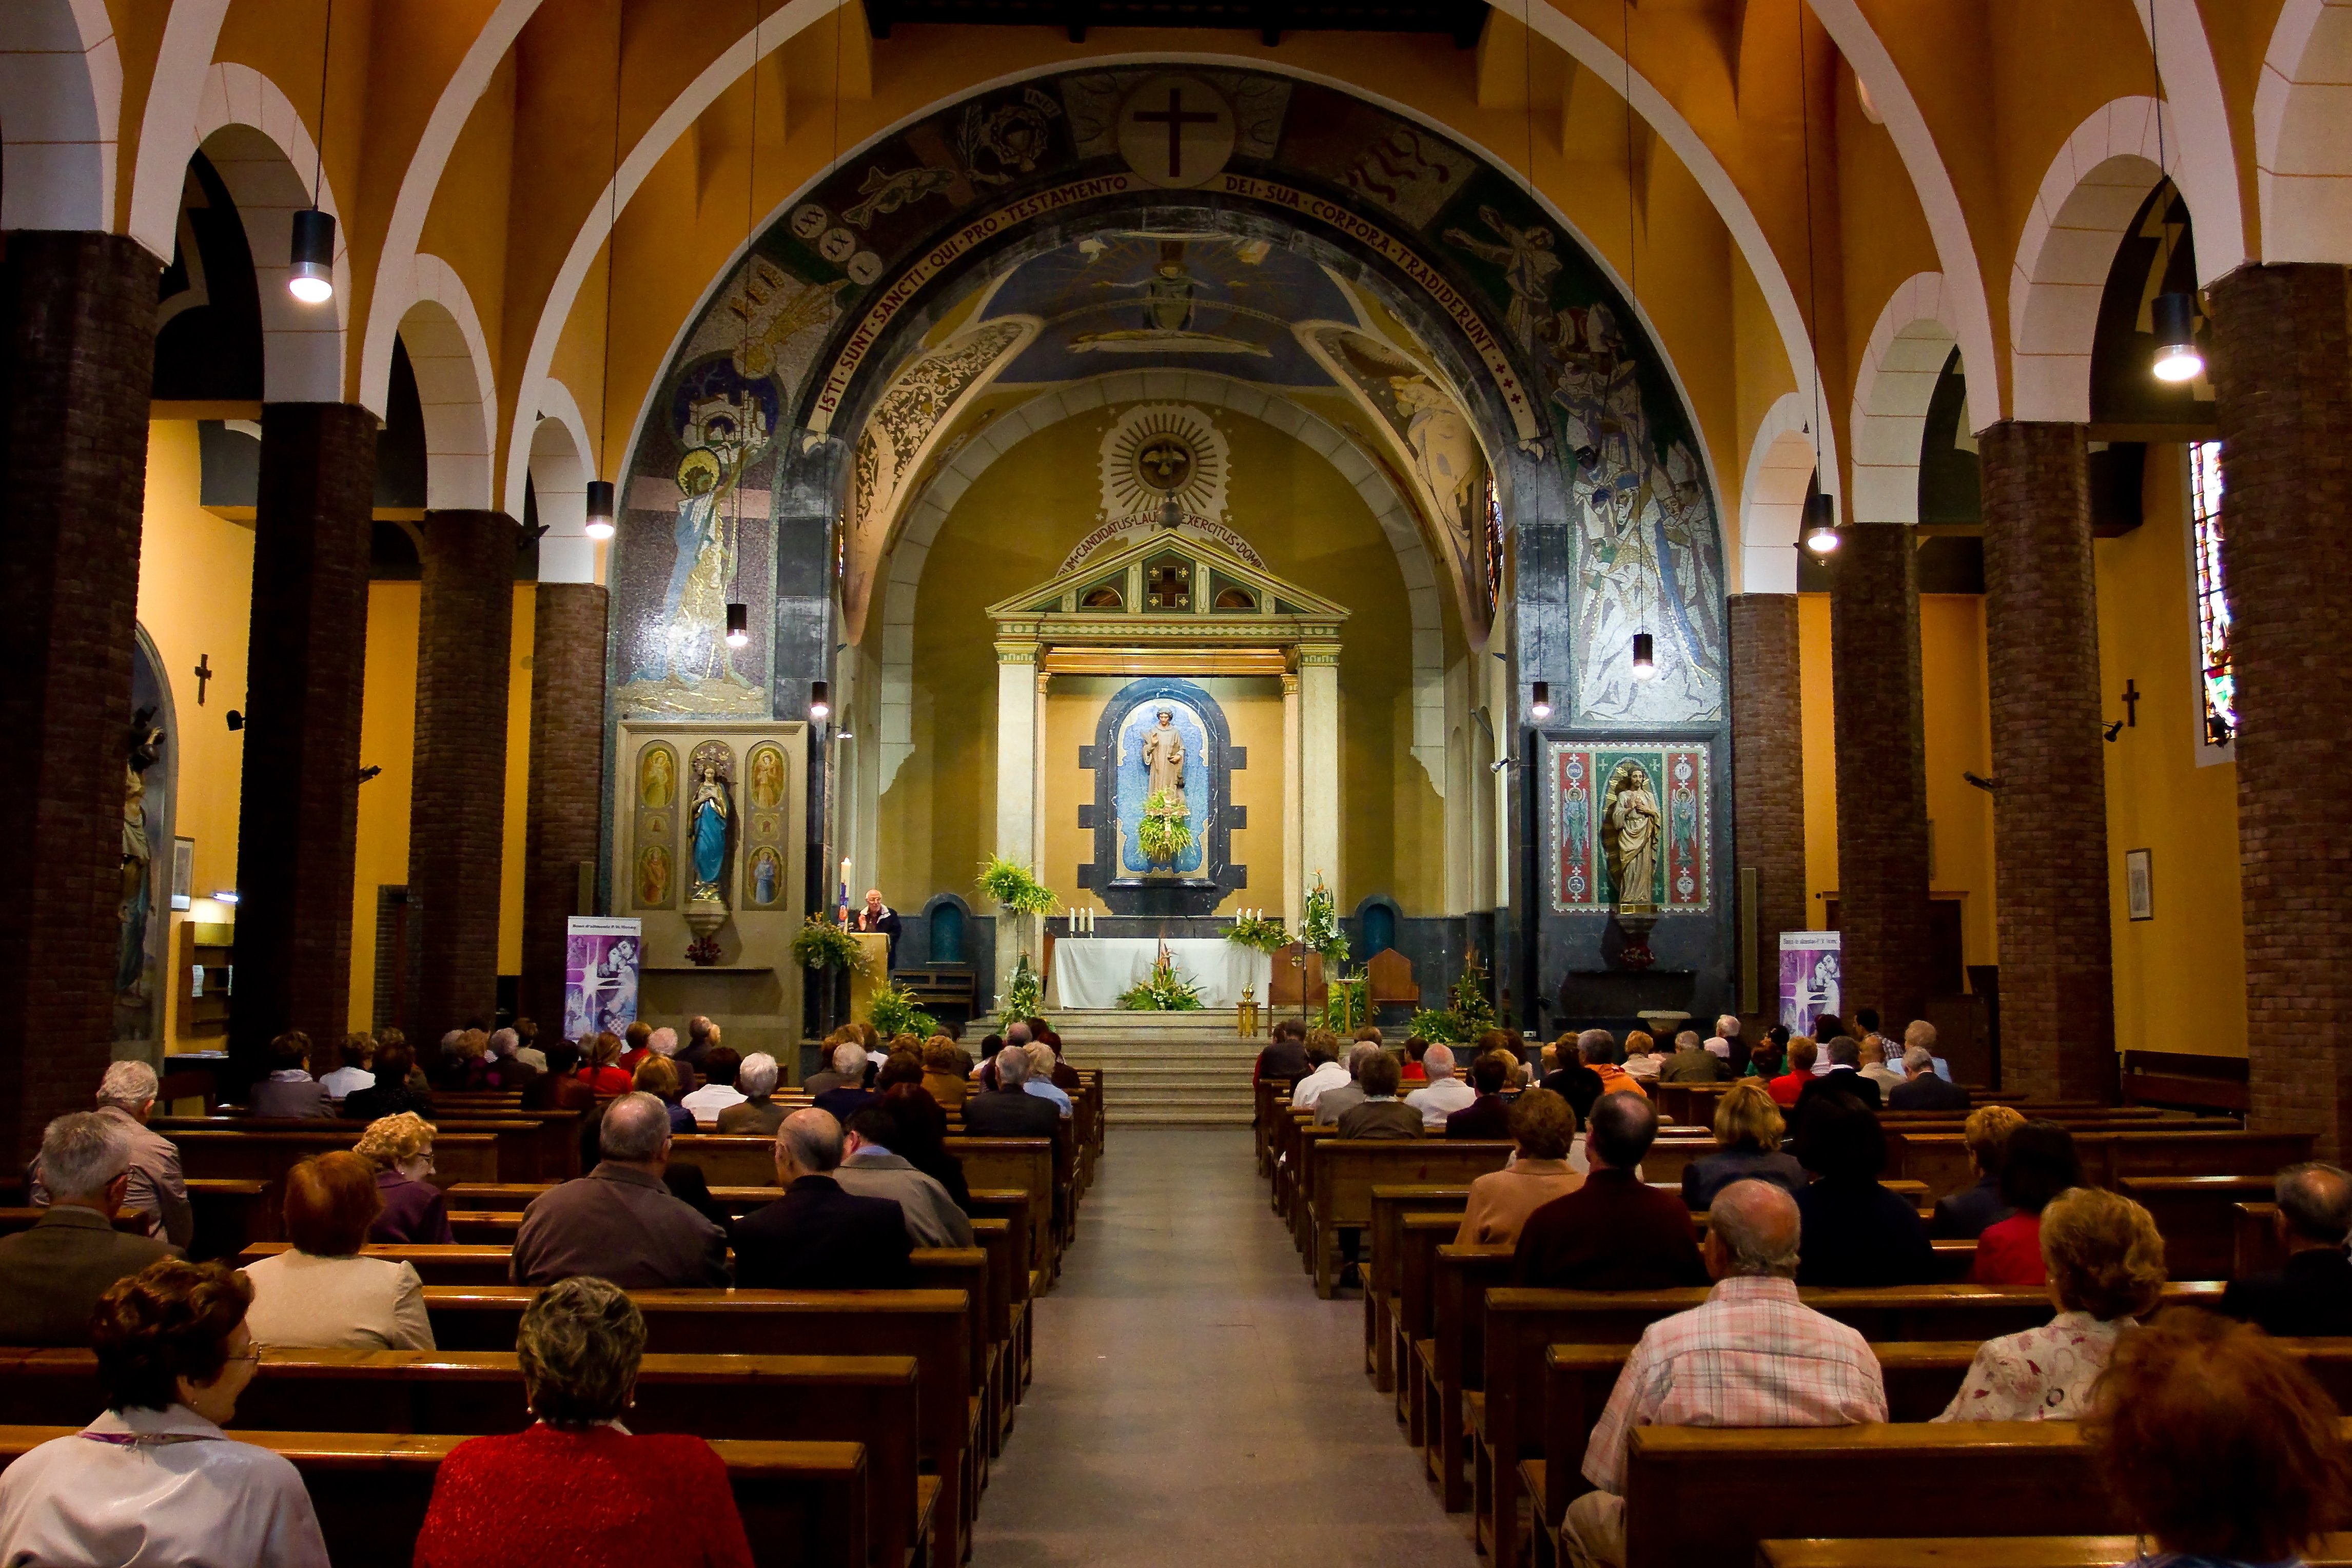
[970,1128,1483,1567]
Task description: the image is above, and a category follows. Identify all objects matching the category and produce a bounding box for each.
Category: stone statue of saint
[1140,709,1186,799]
[1605,762,1662,911]
[689,759,731,904]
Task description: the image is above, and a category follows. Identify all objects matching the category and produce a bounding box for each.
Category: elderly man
[734,1108,914,1289]
[1657,1029,1726,1084]
[482,1027,539,1091]
[1289,1037,1350,1111]
[1792,1037,1881,1128]
[1021,1042,1074,1119]
[679,1014,718,1076]
[1403,1044,1476,1126]
[802,1040,870,1100]
[853,889,904,967]
[1514,1092,1708,1290]
[837,1107,975,1248]
[717,1052,786,1134]
[1559,1180,1888,1568]
[31,1061,192,1249]
[2222,1163,2352,1337]
[1713,1013,1747,1075]
[964,1046,1063,1138]
[1255,1017,1311,1087]
[1888,1043,1970,1109]
[509,1093,728,1288]
[0,1114,173,1344]
[1313,1042,1386,1126]
[1904,1018,1952,1081]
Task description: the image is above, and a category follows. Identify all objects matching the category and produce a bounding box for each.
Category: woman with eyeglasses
[0,1258,329,1566]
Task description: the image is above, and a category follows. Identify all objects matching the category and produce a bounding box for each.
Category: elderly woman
[312,1033,376,1101]
[921,1038,969,1111]
[240,1152,434,1350]
[1932,1103,2026,1239]
[716,1052,785,1135]
[576,1031,635,1096]
[1454,1089,1584,1247]
[1937,1187,2164,1421]
[1681,1080,1809,1209]
[340,1040,434,1122]
[634,1056,696,1135]
[412,1276,753,1567]
[248,1031,331,1119]
[1971,1120,2085,1285]
[352,1112,455,1244]
[0,1259,330,1566]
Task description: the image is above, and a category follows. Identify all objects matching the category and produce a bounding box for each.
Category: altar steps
[982,1009,1264,1126]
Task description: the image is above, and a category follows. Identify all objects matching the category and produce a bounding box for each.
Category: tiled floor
[969,1127,1483,1566]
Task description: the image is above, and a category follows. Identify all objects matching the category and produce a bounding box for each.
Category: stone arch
[0,0,120,234]
[2131,0,2249,280]
[528,380,595,584]
[186,64,347,402]
[397,264,498,512]
[2257,0,2352,264]
[2010,97,2173,423]
[1849,273,1962,526]
[1738,392,1819,594]
[874,373,1449,798]
[125,0,232,259]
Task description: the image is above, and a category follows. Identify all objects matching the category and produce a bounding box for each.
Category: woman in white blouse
[0,1258,329,1567]
[1935,1186,2165,1421]
[241,1151,435,1350]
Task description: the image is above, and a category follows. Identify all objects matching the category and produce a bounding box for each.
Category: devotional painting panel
[1546,742,1710,914]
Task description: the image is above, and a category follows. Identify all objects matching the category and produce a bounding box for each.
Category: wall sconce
[288,208,336,304]
[725,602,750,649]
[2151,291,2204,383]
[1530,680,1553,720]
[809,680,831,721]
[583,480,615,541]
[1631,633,1656,681]
[1803,493,1840,555]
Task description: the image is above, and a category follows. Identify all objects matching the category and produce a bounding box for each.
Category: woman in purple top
[352,1112,454,1244]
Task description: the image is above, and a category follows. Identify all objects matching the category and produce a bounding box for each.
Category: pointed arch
[0,0,120,234]
[2256,0,2352,264]
[2128,0,2248,280]
[126,0,234,260]
[1739,392,1818,593]
[397,259,498,512]
[1849,272,1961,526]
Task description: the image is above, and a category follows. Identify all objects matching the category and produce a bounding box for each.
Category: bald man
[854,889,903,966]
[509,1093,728,1288]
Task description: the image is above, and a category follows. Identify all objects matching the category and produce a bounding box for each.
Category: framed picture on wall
[2125,848,2153,922]
[170,837,195,913]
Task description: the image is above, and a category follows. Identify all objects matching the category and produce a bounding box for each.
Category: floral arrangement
[1225,912,1288,953]
[1001,953,1044,1023]
[1407,1006,1468,1044]
[789,915,868,974]
[977,855,1057,917]
[866,982,939,1042]
[1136,789,1194,867]
[1118,946,1205,1011]
[1300,876,1350,967]
[1408,949,1497,1044]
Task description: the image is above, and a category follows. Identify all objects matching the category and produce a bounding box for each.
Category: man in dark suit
[1791,1037,1880,1140]
[1514,1091,1709,1289]
[1445,1051,1516,1140]
[1255,1018,1310,1087]
[961,1046,1064,1138]
[1887,1045,1971,1110]
[0,1113,173,1344]
[510,1093,730,1288]
[734,1108,914,1290]
[1542,1030,1609,1124]
[2223,1163,2352,1337]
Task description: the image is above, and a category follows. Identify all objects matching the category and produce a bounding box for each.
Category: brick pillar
[230,404,377,1081]
[521,582,608,1026]
[1980,422,2115,1100]
[2210,263,2352,1157]
[1827,524,1937,1027]
[0,232,156,1162]
[1730,594,1808,1007]
[409,510,519,1035]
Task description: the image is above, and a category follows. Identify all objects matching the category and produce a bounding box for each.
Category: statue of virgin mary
[689,759,732,904]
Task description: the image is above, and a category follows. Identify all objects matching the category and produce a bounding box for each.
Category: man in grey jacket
[836,1107,973,1247]
[31,1062,193,1249]
[1313,1042,1386,1126]
[510,1093,729,1287]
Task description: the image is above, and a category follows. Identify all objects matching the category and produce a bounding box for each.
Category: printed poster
[565,917,643,1041]
[1778,931,1841,1036]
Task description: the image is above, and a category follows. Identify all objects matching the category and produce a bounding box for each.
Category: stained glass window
[2189,439,2236,744]
[1484,474,1504,614]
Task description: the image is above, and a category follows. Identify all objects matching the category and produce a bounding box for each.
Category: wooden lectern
[847,932,892,1025]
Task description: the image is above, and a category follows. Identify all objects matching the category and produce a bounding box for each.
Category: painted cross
[1131,87,1218,178]
[192,654,212,706]
[2121,678,2140,727]
[1115,75,1236,189]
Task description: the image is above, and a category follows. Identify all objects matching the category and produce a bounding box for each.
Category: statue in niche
[116,709,163,999]
[1141,709,1186,798]
[688,758,733,905]
[1604,762,1662,913]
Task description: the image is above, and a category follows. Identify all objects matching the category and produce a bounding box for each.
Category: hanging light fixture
[725,602,750,649]
[2151,290,2204,383]
[1631,633,1657,680]
[586,16,624,542]
[809,680,832,721]
[1804,492,1840,554]
[1792,0,1839,558]
[1530,681,1553,720]
[288,0,337,304]
[584,480,616,540]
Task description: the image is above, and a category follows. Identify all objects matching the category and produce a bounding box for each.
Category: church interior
[4,0,2352,1563]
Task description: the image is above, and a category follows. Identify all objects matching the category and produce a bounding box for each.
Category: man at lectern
[855,889,904,968]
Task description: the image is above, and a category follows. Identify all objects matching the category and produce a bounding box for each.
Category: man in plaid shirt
[1560,1179,1888,1568]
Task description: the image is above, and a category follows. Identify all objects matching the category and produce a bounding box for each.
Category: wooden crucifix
[192,654,213,706]
[2121,678,2140,728]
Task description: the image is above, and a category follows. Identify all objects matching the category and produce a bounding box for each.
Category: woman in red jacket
[414,1276,751,1567]
[1971,1120,2084,1286]
[573,1032,636,1096]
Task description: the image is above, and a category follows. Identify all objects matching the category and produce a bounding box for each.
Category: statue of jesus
[1140,709,1186,798]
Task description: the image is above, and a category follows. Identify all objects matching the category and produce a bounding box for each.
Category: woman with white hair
[1021,1042,1073,1119]
[716,1053,785,1134]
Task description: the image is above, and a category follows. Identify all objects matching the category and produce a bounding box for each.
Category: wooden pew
[157,1114,575,1184]
[1398,1212,1468,1442]
[1886,1128,2312,1194]
[0,1348,925,1568]
[0,1423,867,1568]
[1366,1185,1470,1391]
[2116,1173,2273,1280]
[1306,1141,1514,1297]
[168,1129,501,1199]
[1760,1536,2352,1568]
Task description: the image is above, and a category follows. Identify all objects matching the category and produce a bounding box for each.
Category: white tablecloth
[1051,938,1272,1009]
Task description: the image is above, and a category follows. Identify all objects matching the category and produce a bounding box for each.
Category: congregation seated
[1765,1034,1817,1108]
[1743,1024,1789,1081]
[521,1038,597,1112]
[2222,1161,2352,1337]
[803,1039,871,1107]
[1444,1049,1517,1140]
[921,1037,969,1110]
[1971,1119,2083,1285]
[1404,1044,1476,1126]
[481,1026,540,1092]
[1793,1036,1881,1125]
[340,1040,434,1122]
[880,1083,973,1213]
[2082,1307,2352,1568]
[874,1049,926,1095]
[633,1055,696,1135]
[1931,1103,2025,1239]
[1514,1091,1707,1290]
[1681,1079,1808,1209]
[0,1112,172,1345]
[1454,1089,1583,1246]
[1335,1050,1422,1140]
[1541,1030,1610,1121]
[715,1051,786,1135]
[1289,1033,1350,1110]
[354,1111,455,1244]
[1400,1035,1429,1084]
[1618,1031,1662,1083]
[1792,1092,1934,1287]
[1857,1034,1906,1095]
[837,1107,974,1248]
[242,1151,433,1350]
[512,1094,728,1288]
[733,1109,914,1290]
[1312,1041,1385,1126]
[413,1276,753,1568]
[963,1045,1064,1138]
[30,1061,193,1248]
[1021,1042,1075,1119]
[1560,1180,1887,1568]
[430,1028,494,1092]
[312,1031,376,1100]
[1887,1040,1971,1109]
[574,1031,635,1096]
[0,1260,329,1566]
[248,1029,332,1119]
[1041,1029,1083,1093]
[513,1017,550,1073]
[1657,1028,1726,1084]
[616,1020,656,1077]
[1937,1186,2164,1421]
[679,1044,745,1122]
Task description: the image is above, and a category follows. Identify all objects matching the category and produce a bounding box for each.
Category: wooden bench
[2116,1173,2273,1280]
[1305,1141,1514,1297]
[158,1114,577,1184]
[167,1129,502,1200]
[0,1348,928,1568]
[1760,1535,2352,1568]
[1886,1128,2312,1194]
[0,1423,868,1568]
[1366,1185,1472,1391]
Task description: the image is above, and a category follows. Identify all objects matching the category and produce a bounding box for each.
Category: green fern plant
[789,915,867,974]
[867,982,939,1041]
[976,855,1056,916]
[1136,789,1193,867]
[1001,953,1044,1023]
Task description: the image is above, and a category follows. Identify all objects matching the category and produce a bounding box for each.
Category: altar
[1052,937,1272,1009]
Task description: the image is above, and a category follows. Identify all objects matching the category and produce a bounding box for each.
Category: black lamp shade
[1631,632,1655,677]
[288,208,336,301]
[724,602,749,648]
[1804,492,1840,553]
[809,680,831,720]
[1530,680,1553,719]
[2152,291,2198,347]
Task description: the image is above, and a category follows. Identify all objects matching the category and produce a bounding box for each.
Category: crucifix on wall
[1115,75,1237,190]
[192,654,212,706]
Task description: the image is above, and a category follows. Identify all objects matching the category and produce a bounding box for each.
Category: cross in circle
[192,653,212,706]
[1131,87,1218,179]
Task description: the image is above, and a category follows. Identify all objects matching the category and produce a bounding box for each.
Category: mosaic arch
[611,64,1730,732]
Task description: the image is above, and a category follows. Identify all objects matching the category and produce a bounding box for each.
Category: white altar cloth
[1052,938,1272,1009]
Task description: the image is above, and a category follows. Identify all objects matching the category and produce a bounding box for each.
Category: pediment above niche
[988,526,1348,660]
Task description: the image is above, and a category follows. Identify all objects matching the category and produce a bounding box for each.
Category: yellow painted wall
[350,583,420,1028]
[2096,444,2247,1057]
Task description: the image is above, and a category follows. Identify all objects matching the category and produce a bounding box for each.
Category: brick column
[521,581,608,1025]
[1980,421,2114,1100]
[0,232,156,1162]
[409,510,519,1035]
[230,404,377,1080]
[1827,524,1937,1027]
[2209,263,2352,1157]
[1729,594,1808,1003]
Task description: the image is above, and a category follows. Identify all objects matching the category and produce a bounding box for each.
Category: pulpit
[847,932,893,1026]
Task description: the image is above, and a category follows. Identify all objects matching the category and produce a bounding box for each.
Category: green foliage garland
[1118,947,1205,1011]
[1001,953,1044,1023]
[789,915,867,974]
[976,855,1057,917]
[1136,789,1193,867]
[866,982,939,1042]
[1225,913,1288,953]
